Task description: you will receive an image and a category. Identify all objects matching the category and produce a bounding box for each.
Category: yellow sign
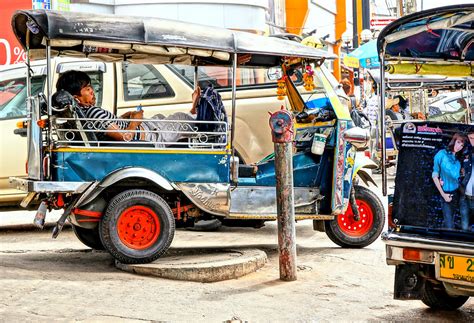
[438,253,474,284]
[343,55,360,68]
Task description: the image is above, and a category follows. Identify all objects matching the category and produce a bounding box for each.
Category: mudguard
[75,167,174,208]
[353,154,378,187]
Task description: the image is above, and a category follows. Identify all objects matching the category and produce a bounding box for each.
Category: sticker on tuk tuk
[392,122,473,236]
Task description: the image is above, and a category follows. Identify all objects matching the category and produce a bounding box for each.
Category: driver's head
[56,70,96,107]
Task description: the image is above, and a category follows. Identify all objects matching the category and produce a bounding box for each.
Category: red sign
[370,18,396,27]
[0,1,33,65]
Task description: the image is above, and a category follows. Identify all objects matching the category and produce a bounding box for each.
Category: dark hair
[447,132,467,159]
[56,70,91,96]
[394,95,407,110]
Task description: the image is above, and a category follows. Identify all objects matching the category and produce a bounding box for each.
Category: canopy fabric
[377,4,474,64]
[11,10,335,67]
[347,40,379,69]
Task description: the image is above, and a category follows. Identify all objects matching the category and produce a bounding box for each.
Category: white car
[428,90,470,116]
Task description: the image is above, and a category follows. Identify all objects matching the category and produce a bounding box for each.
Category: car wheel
[99,189,175,264]
[72,224,105,250]
[421,281,469,310]
[325,185,385,248]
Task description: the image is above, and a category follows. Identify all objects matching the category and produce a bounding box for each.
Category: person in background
[459,131,474,231]
[385,97,403,120]
[363,81,379,128]
[432,133,468,229]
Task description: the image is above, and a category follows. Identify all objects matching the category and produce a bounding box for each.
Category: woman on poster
[432,133,467,229]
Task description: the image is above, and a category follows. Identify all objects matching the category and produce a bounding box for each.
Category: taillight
[403,248,421,261]
[43,154,50,179]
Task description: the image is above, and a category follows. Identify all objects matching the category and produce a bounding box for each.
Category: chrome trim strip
[382,231,474,255]
[9,177,93,193]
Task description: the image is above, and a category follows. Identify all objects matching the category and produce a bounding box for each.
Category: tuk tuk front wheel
[100,189,175,264]
[72,224,105,250]
[325,185,384,248]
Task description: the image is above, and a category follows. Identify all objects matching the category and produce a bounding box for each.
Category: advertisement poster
[0,0,32,65]
[393,122,474,235]
[32,0,51,9]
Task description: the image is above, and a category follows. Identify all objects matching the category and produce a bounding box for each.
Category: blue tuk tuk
[9,10,384,264]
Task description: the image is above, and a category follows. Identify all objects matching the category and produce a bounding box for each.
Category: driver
[55,70,200,144]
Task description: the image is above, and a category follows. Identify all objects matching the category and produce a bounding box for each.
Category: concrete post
[269,108,297,281]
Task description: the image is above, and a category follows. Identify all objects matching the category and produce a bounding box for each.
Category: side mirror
[344,127,370,150]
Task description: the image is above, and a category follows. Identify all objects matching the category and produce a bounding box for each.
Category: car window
[444,97,465,112]
[168,65,305,90]
[0,76,44,120]
[122,63,175,101]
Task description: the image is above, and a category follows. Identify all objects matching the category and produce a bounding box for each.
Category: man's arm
[107,110,143,141]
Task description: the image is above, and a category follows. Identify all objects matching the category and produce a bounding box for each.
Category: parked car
[0,57,342,205]
[428,90,470,116]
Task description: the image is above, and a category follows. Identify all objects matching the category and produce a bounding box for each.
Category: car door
[0,64,46,204]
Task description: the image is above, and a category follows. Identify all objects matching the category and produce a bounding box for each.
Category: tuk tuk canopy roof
[12,10,335,67]
[377,4,474,66]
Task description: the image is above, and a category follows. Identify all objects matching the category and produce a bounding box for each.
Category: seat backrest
[51,90,98,146]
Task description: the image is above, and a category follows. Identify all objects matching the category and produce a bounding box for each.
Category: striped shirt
[80,106,140,140]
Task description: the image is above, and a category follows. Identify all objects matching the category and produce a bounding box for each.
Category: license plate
[438,253,474,284]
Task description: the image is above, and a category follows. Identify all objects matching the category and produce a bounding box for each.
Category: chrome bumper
[382,231,474,257]
[9,177,93,194]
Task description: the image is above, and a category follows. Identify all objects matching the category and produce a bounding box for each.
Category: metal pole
[380,56,387,196]
[230,53,237,182]
[269,108,297,281]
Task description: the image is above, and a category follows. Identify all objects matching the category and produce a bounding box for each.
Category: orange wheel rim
[337,199,374,237]
[117,206,160,250]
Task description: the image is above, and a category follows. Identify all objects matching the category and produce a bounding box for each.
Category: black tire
[72,224,105,250]
[99,189,175,264]
[325,185,385,248]
[421,281,469,310]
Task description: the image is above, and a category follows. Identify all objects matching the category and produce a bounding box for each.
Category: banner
[54,0,70,11]
[0,1,34,65]
[393,122,474,236]
[32,0,51,9]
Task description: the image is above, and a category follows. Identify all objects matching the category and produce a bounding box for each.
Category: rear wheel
[72,224,105,250]
[421,281,469,310]
[325,185,384,248]
[100,189,175,264]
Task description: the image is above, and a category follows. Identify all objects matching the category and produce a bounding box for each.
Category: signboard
[0,0,32,65]
[393,122,474,233]
[343,55,359,68]
[32,0,51,9]
[370,18,396,28]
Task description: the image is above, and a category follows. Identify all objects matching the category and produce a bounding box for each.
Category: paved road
[0,174,472,321]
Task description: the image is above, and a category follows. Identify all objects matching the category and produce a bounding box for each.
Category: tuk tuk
[9,10,384,264]
[378,4,474,310]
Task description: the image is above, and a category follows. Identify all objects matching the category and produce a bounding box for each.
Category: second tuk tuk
[378,4,474,310]
[9,10,384,264]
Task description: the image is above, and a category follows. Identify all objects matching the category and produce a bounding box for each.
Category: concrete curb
[116,248,267,282]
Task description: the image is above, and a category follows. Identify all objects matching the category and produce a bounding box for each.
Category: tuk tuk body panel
[51,150,230,183]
